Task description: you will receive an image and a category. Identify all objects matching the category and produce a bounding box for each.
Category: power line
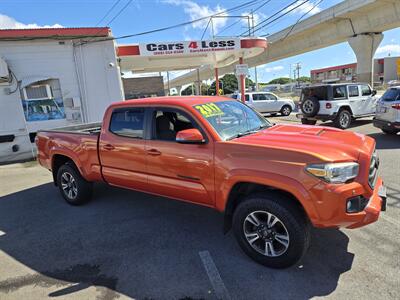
[81,0,261,44]
[239,0,310,36]
[281,0,323,41]
[217,0,272,36]
[105,0,134,26]
[95,0,123,26]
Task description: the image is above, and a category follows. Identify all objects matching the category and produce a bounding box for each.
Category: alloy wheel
[302,100,314,114]
[243,210,290,257]
[60,172,78,200]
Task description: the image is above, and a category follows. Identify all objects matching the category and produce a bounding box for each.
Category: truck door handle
[147,149,161,156]
[103,144,115,151]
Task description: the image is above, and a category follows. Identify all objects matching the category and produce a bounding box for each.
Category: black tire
[300,96,319,117]
[301,118,317,125]
[381,128,398,135]
[57,163,93,205]
[333,109,352,129]
[280,105,292,116]
[233,193,310,269]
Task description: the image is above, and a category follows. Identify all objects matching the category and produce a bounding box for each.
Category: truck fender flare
[218,170,320,226]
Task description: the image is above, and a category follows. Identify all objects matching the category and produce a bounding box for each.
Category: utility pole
[294,62,301,87]
[251,10,259,91]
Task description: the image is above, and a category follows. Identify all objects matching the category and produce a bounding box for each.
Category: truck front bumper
[310,177,386,229]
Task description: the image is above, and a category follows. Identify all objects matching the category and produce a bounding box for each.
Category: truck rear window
[109,108,144,139]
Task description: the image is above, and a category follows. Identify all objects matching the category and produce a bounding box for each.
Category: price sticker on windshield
[194,103,225,118]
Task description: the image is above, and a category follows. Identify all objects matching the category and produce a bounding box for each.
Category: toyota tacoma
[36,96,386,268]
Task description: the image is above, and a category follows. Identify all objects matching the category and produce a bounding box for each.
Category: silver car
[373,86,400,135]
[231,92,295,116]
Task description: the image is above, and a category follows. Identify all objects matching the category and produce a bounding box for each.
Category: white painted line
[0,230,5,236]
[199,250,231,300]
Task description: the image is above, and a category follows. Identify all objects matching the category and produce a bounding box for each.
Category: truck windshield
[193,100,271,141]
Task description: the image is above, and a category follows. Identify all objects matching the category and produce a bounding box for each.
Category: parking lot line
[199,251,231,300]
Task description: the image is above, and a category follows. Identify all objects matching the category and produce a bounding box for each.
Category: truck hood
[233,124,373,162]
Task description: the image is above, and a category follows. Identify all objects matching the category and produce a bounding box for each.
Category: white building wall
[0,38,123,163]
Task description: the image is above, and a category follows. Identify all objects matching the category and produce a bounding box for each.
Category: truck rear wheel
[233,193,310,268]
[57,163,93,205]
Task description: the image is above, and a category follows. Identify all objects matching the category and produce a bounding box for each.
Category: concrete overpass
[165,0,400,90]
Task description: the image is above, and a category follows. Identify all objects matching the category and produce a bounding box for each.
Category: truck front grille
[369,149,379,188]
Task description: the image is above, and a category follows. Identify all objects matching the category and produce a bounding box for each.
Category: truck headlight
[306,162,359,183]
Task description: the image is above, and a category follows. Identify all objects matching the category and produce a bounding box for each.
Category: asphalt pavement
[0,117,399,300]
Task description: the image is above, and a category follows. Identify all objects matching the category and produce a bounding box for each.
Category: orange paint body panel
[36,96,385,230]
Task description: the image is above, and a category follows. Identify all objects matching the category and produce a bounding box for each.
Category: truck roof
[111,96,233,109]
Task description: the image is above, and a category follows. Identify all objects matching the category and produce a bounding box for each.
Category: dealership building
[310,56,400,84]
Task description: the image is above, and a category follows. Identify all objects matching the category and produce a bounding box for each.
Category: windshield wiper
[226,124,270,141]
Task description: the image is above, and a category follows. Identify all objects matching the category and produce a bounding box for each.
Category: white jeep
[296,83,378,129]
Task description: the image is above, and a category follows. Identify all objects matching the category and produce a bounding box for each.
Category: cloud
[376,44,400,56]
[162,0,228,33]
[0,14,62,29]
[284,0,322,15]
[265,65,284,72]
[241,12,265,27]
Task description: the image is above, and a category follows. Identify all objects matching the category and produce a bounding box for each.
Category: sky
[1,0,400,84]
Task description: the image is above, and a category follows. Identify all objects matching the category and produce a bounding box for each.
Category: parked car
[373,86,400,134]
[36,96,386,269]
[297,83,378,129]
[231,92,295,116]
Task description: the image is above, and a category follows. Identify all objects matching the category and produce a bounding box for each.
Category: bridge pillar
[348,33,383,86]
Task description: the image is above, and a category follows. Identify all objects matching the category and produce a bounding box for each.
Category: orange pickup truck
[36,96,386,268]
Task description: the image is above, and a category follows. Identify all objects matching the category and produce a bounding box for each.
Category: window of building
[109,108,145,139]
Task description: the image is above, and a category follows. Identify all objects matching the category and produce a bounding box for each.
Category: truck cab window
[109,109,144,138]
[153,109,196,141]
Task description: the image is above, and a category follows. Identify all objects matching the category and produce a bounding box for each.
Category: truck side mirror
[371,90,377,96]
[176,128,205,144]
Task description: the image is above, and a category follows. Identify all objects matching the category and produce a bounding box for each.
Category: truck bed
[39,122,102,135]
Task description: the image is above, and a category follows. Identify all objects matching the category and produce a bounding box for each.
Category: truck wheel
[301,118,317,125]
[57,163,93,205]
[280,105,292,116]
[300,96,319,117]
[233,193,310,268]
[334,109,352,129]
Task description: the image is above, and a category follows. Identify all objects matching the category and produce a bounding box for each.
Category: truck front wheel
[233,193,310,268]
[57,163,93,205]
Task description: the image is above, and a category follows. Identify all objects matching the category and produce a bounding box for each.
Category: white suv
[297,83,378,129]
[231,92,295,116]
[373,86,400,135]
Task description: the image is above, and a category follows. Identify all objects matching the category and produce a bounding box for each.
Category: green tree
[181,83,211,95]
[268,77,292,85]
[298,76,311,82]
[209,74,254,95]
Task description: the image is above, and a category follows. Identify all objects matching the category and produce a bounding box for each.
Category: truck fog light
[346,196,369,213]
[12,144,19,152]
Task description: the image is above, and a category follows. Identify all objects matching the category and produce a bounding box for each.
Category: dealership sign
[139,38,241,56]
